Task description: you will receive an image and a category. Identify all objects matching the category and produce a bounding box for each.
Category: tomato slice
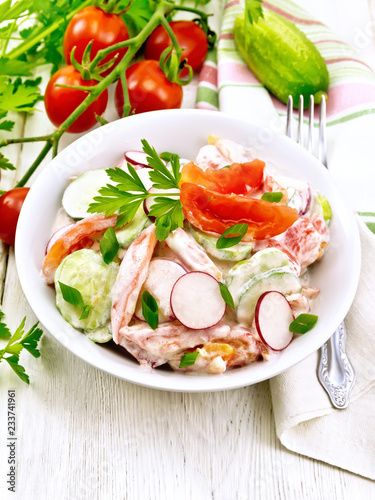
[180,183,299,240]
[42,214,117,284]
[180,160,265,195]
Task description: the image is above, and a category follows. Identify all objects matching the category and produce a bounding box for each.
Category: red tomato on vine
[145,21,208,77]
[0,188,30,246]
[44,65,108,133]
[115,60,183,116]
[63,6,129,76]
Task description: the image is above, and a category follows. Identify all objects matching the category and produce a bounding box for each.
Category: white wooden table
[1,1,375,498]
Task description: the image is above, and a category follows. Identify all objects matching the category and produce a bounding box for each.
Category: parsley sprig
[88,140,184,242]
[0,311,43,384]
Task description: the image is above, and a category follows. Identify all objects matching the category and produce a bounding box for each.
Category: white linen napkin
[196,0,375,479]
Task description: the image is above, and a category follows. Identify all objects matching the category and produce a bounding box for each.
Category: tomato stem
[14,142,53,188]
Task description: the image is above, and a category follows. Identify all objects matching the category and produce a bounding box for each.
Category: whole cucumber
[234,10,329,107]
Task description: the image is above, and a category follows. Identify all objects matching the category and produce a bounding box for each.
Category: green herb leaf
[0,77,41,113]
[100,227,119,264]
[58,281,85,309]
[106,165,147,194]
[0,313,43,384]
[5,355,29,384]
[142,291,159,330]
[0,152,15,170]
[20,322,43,358]
[179,351,199,368]
[159,151,175,162]
[261,192,283,203]
[0,119,14,131]
[245,0,264,25]
[216,223,248,249]
[80,305,92,321]
[219,282,235,309]
[142,139,181,190]
[0,310,11,339]
[289,314,318,334]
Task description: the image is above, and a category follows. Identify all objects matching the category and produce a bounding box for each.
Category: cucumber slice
[62,168,113,220]
[186,223,253,261]
[84,324,112,343]
[115,206,151,248]
[237,268,302,325]
[318,195,332,224]
[226,248,291,306]
[55,249,119,330]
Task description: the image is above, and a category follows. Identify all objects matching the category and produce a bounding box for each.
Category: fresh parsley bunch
[0,311,43,384]
[88,139,185,241]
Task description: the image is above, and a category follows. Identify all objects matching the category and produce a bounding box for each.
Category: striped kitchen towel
[196,0,375,217]
[196,0,375,480]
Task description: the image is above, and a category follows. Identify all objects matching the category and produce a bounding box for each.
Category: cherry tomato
[44,65,108,133]
[180,160,265,195]
[115,60,183,116]
[180,183,299,240]
[0,188,30,246]
[145,21,208,77]
[63,6,129,76]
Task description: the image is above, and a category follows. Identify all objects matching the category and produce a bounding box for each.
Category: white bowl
[15,109,361,392]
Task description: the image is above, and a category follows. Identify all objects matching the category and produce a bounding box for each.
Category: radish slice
[134,259,186,322]
[125,151,167,169]
[170,271,226,330]
[45,224,74,255]
[255,291,294,351]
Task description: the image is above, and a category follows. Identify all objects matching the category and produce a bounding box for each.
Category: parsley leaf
[142,139,181,190]
[0,152,15,171]
[0,77,41,113]
[0,310,11,339]
[123,0,156,38]
[106,165,148,193]
[89,140,185,241]
[245,0,264,25]
[0,314,43,384]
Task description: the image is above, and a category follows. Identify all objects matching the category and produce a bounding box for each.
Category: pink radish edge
[255,291,295,351]
[45,224,74,255]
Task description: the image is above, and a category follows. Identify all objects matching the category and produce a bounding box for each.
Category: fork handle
[318,322,356,409]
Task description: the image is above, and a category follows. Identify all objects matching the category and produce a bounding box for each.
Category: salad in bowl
[15,109,360,391]
[41,133,330,374]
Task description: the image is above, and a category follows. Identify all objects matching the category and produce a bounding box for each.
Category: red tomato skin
[63,6,129,76]
[180,183,299,240]
[145,21,208,77]
[44,65,108,133]
[115,60,183,116]
[180,160,265,195]
[0,188,30,246]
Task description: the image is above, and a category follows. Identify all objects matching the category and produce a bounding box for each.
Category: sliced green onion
[80,305,92,320]
[179,351,199,368]
[100,227,119,264]
[289,314,318,334]
[216,223,248,249]
[142,291,159,330]
[58,281,85,309]
[219,282,234,309]
[261,192,283,203]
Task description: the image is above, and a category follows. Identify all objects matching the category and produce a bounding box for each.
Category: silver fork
[286,94,356,409]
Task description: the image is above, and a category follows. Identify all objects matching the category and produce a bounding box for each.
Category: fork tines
[286,94,327,168]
